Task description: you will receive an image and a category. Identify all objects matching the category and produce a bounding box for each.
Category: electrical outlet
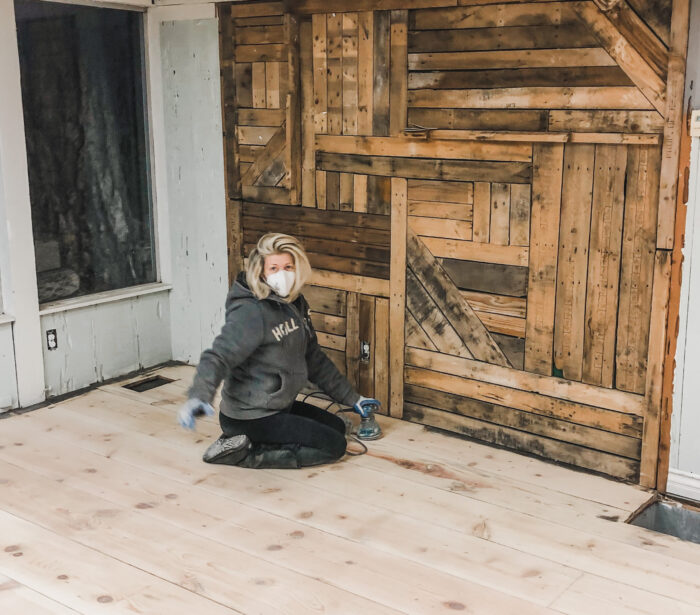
[360,341,370,363]
[46,329,58,351]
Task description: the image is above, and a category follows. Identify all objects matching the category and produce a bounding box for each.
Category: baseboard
[667,469,700,503]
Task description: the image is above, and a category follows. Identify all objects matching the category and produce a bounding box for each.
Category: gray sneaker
[202,434,251,465]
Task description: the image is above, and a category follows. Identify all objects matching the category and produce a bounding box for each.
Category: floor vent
[628,500,700,544]
[123,375,174,393]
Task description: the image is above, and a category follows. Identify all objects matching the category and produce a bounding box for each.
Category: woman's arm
[188,300,264,404]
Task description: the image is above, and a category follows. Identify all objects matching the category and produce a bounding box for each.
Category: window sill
[0,314,15,326]
[39,282,173,316]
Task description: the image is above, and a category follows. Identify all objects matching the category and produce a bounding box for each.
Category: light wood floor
[1,365,699,614]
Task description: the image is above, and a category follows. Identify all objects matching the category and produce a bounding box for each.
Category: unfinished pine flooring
[0,366,699,614]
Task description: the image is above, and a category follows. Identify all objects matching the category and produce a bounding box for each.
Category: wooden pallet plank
[390,10,408,135]
[472,182,491,243]
[367,175,392,215]
[408,201,472,221]
[339,172,354,211]
[252,61,267,108]
[345,291,360,387]
[408,87,655,110]
[285,13,301,201]
[373,11,391,136]
[237,108,286,126]
[406,268,474,358]
[315,170,326,209]
[409,216,472,241]
[235,63,253,108]
[316,152,532,183]
[327,12,343,135]
[236,43,286,62]
[406,346,647,416]
[325,171,340,210]
[312,13,328,134]
[425,238,528,266]
[509,183,531,247]
[309,311,346,335]
[490,183,510,246]
[241,123,286,186]
[408,228,510,366]
[548,110,665,133]
[656,0,690,249]
[305,285,347,316]
[525,143,564,376]
[407,179,474,204]
[408,48,616,71]
[554,144,594,382]
[616,145,661,394]
[357,11,374,136]
[265,61,281,108]
[404,367,642,438]
[570,1,666,113]
[374,297,390,409]
[315,135,532,162]
[342,12,359,135]
[300,18,316,207]
[408,67,632,90]
[640,249,672,486]
[359,295,376,397]
[354,174,369,212]
[582,144,627,388]
[405,308,439,351]
[390,177,408,418]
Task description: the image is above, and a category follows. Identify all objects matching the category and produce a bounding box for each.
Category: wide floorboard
[0,365,698,615]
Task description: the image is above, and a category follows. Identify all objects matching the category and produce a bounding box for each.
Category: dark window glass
[15,0,155,303]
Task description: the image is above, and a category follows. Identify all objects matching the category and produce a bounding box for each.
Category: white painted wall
[41,291,171,396]
[153,10,229,366]
[670,0,700,501]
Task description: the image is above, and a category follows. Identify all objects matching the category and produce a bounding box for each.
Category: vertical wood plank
[315,170,326,210]
[326,12,343,135]
[656,0,690,249]
[582,144,627,388]
[357,11,374,136]
[345,291,360,389]
[354,174,368,213]
[326,171,340,210]
[285,13,301,203]
[373,11,391,137]
[490,183,510,246]
[359,295,376,398]
[235,63,253,108]
[367,175,391,215]
[374,297,390,412]
[300,18,316,207]
[227,199,243,286]
[252,61,266,108]
[554,144,594,382]
[342,13,359,136]
[266,61,280,108]
[390,177,408,418]
[312,14,328,134]
[525,143,564,376]
[389,10,408,136]
[472,182,491,243]
[339,172,354,211]
[509,183,531,247]
[616,145,661,393]
[641,249,672,487]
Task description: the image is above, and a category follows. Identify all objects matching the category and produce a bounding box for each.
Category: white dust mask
[266,270,295,298]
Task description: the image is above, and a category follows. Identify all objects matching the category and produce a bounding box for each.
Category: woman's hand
[353,396,380,418]
[178,398,215,430]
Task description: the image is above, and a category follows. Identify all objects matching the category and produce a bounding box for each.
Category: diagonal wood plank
[407,228,511,367]
[241,122,286,185]
[570,1,666,113]
[406,269,473,359]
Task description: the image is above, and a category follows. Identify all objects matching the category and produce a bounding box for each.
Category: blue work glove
[353,396,380,418]
[178,397,215,430]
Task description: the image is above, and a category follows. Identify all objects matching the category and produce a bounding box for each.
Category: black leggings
[219,401,347,468]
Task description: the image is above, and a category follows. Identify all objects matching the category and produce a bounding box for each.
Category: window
[15,0,156,304]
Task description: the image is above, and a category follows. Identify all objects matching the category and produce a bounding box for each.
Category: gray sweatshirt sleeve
[188,300,264,404]
[303,301,360,407]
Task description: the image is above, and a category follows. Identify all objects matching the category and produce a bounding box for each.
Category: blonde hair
[246,233,312,302]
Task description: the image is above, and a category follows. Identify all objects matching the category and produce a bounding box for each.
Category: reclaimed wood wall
[218,0,689,487]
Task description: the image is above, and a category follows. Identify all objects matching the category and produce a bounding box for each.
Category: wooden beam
[389,10,408,135]
[420,237,528,267]
[408,87,655,110]
[309,269,390,297]
[285,13,301,203]
[641,250,672,487]
[525,143,564,376]
[390,178,408,418]
[570,1,666,113]
[315,135,532,161]
[299,18,315,207]
[656,0,690,249]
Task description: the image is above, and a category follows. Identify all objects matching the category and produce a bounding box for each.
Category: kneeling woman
[178,233,378,468]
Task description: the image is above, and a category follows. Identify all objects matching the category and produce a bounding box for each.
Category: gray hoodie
[188,273,360,420]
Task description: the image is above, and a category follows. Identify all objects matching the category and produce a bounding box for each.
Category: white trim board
[667,469,700,504]
[39,283,173,316]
